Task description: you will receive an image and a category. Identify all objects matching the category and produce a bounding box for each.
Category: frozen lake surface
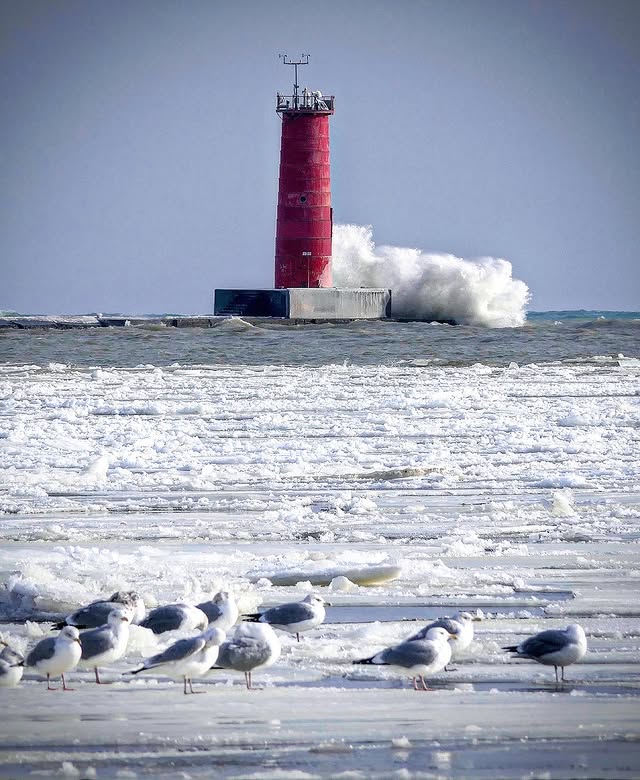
[1,319,639,777]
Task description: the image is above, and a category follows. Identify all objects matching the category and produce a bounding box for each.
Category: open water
[0,311,638,368]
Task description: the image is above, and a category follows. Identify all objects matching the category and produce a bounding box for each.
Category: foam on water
[333,224,530,327]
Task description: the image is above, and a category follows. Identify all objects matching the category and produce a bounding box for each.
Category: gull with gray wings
[128,626,225,694]
[504,624,587,683]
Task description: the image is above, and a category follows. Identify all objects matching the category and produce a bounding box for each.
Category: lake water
[1,311,639,367]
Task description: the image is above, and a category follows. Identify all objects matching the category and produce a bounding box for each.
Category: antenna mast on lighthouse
[279,53,309,110]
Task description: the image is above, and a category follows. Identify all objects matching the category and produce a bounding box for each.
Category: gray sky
[1,0,638,314]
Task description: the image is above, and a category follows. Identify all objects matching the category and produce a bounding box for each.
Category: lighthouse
[213,56,390,320]
[274,55,333,288]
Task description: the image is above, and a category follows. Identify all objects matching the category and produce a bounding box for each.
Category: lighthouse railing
[276,94,334,113]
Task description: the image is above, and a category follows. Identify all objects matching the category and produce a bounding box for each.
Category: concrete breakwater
[0,314,382,329]
[0,315,223,329]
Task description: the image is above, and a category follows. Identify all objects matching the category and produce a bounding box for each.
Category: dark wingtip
[242,613,261,622]
[139,621,164,634]
[503,645,518,653]
[352,657,375,665]
[51,621,66,631]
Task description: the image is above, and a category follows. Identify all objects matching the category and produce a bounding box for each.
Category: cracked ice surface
[0,352,639,777]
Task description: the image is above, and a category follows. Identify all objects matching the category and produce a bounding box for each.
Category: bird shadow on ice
[276,675,634,696]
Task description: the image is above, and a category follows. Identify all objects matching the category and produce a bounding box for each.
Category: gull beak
[75,638,82,645]
[472,616,482,622]
[448,633,458,640]
[122,616,130,622]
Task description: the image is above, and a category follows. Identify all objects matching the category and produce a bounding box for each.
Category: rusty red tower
[274,55,335,288]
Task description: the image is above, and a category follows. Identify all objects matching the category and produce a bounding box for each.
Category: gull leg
[184,677,188,695]
[554,666,559,684]
[61,673,74,691]
[187,678,205,694]
[296,633,301,643]
[47,673,58,691]
[413,677,419,691]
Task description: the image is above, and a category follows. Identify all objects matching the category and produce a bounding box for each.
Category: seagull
[0,638,25,688]
[0,658,23,688]
[78,607,130,684]
[139,602,209,635]
[244,594,327,642]
[197,590,239,632]
[504,623,588,683]
[353,626,456,691]
[213,622,281,689]
[26,626,82,691]
[0,640,24,688]
[53,591,145,630]
[406,611,479,667]
[128,626,225,694]
[0,638,24,666]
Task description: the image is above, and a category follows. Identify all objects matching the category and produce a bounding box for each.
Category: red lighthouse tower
[213,56,390,321]
[275,55,334,288]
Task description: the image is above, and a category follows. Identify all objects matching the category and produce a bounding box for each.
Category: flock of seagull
[0,589,588,694]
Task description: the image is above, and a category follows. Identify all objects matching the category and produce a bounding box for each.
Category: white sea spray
[333,224,530,326]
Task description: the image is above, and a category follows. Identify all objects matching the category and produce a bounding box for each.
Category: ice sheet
[0,359,639,777]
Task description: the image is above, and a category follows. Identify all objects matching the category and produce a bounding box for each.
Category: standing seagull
[54,591,145,630]
[197,590,239,632]
[244,594,327,642]
[406,611,479,667]
[504,623,587,683]
[353,626,456,691]
[0,639,24,688]
[26,626,82,691]
[128,626,225,694]
[213,622,281,689]
[139,602,208,635]
[78,607,130,684]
